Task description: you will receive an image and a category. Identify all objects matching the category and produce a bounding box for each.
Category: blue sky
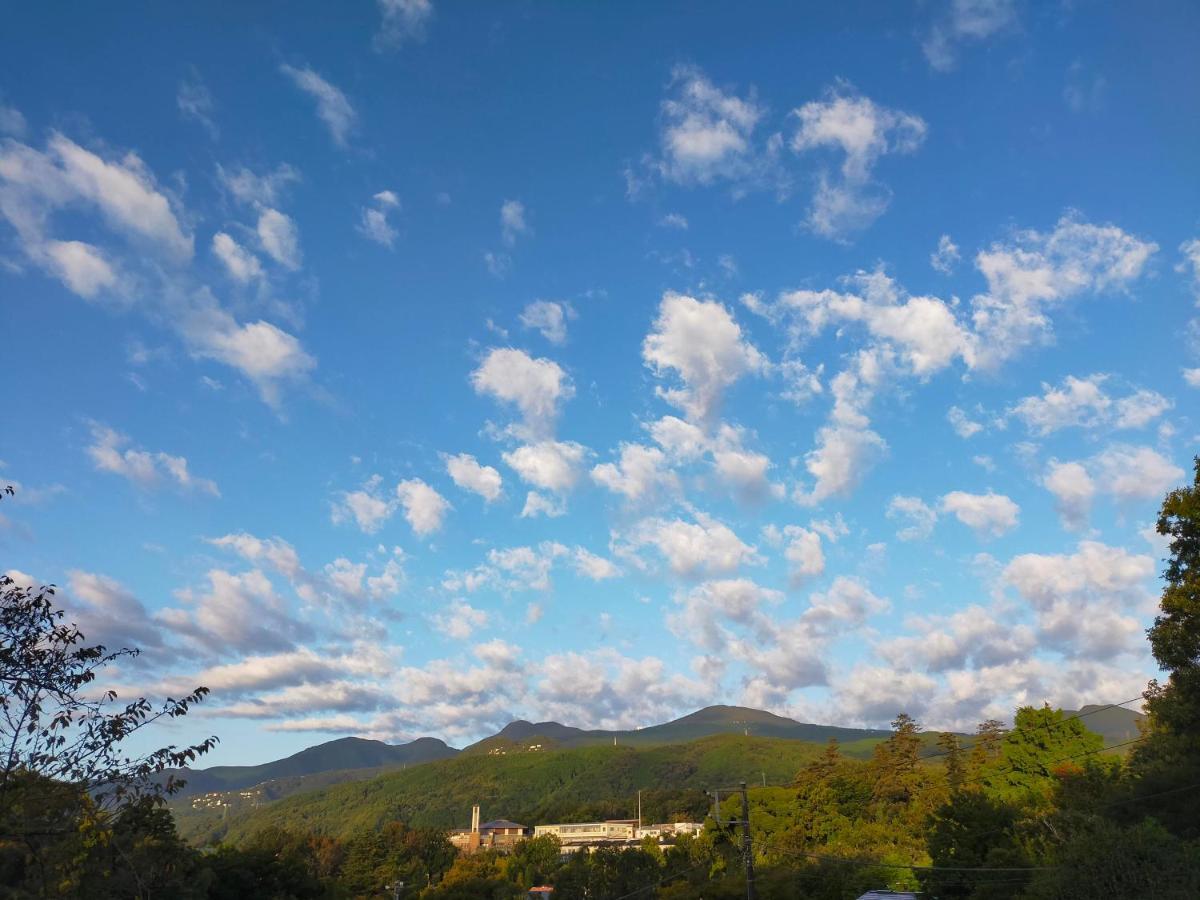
[2,1,1199,766]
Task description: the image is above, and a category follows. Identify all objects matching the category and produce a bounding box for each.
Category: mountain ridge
[167,702,1144,798]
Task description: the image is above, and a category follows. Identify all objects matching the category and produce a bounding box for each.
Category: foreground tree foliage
[0,487,217,898]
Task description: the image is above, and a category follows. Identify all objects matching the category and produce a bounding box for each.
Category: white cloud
[503,441,586,493]
[887,495,938,541]
[519,300,573,345]
[43,240,117,297]
[615,513,760,578]
[712,443,782,503]
[795,421,887,507]
[395,478,451,537]
[483,251,511,278]
[357,190,400,247]
[642,292,767,423]
[947,405,983,438]
[520,491,565,519]
[790,86,926,239]
[0,101,27,137]
[182,306,315,407]
[86,424,219,496]
[212,232,264,282]
[1008,373,1173,435]
[803,576,890,635]
[430,598,489,640]
[177,71,217,138]
[970,215,1158,368]
[375,0,433,49]
[1178,237,1200,301]
[444,453,502,502]
[572,547,621,581]
[1090,445,1184,504]
[256,208,302,269]
[67,570,165,655]
[217,163,300,208]
[1002,540,1154,659]
[160,568,313,657]
[1010,374,1111,433]
[1064,62,1107,114]
[0,133,193,291]
[940,491,1019,538]
[279,64,357,147]
[659,213,689,229]
[879,605,1036,674]
[931,234,961,274]
[500,199,529,245]
[1040,445,1181,531]
[764,272,973,377]
[591,442,679,502]
[655,64,770,188]
[780,526,825,585]
[646,415,709,461]
[922,0,1020,72]
[1043,460,1096,532]
[332,476,396,534]
[668,578,782,651]
[1184,368,1200,388]
[471,348,573,438]
[1112,388,1172,430]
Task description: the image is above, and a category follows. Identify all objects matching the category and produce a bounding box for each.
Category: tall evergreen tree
[1130,455,1200,837]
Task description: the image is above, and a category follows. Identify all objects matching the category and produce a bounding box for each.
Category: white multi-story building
[533,820,637,846]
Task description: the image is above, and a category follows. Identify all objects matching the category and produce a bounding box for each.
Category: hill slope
[175,733,841,845]
[464,705,891,754]
[167,736,458,796]
[1063,705,1145,746]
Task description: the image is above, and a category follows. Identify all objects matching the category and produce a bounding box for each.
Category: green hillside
[175,733,846,845]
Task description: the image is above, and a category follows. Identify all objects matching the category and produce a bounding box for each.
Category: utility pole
[637,789,642,830]
[709,784,756,900]
[739,781,757,900]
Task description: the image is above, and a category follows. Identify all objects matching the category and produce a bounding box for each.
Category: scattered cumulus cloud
[357,190,400,247]
[654,64,775,189]
[374,0,433,50]
[922,0,1021,72]
[444,453,503,503]
[395,478,451,537]
[500,199,530,245]
[790,84,926,240]
[86,423,219,496]
[642,292,767,424]
[279,63,357,147]
[177,69,217,138]
[471,348,573,438]
[931,234,961,274]
[519,300,574,345]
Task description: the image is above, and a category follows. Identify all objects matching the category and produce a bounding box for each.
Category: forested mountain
[165,705,898,799]
[165,736,459,796]
[467,705,892,753]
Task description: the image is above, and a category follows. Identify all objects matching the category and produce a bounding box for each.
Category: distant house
[448,805,532,853]
[527,888,554,898]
